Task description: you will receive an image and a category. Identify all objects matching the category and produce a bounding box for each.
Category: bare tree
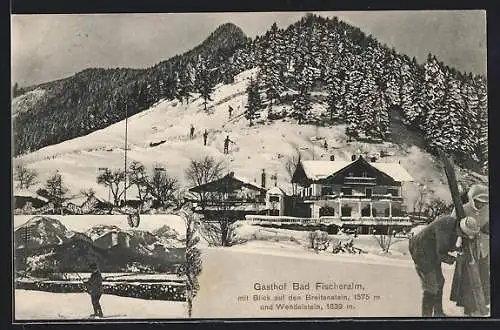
[175,206,202,318]
[146,166,179,208]
[185,155,226,209]
[425,197,453,220]
[97,168,129,206]
[128,161,149,207]
[308,230,330,252]
[412,184,430,218]
[14,163,38,189]
[284,152,301,180]
[80,188,96,198]
[372,226,401,254]
[44,171,69,212]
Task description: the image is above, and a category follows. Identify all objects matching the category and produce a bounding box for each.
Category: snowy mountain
[13,22,248,156]
[15,217,185,273]
[13,15,487,173]
[14,216,73,249]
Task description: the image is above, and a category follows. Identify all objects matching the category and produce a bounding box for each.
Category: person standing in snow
[228,105,233,118]
[408,215,470,317]
[203,129,208,146]
[190,124,195,140]
[84,262,104,318]
[450,184,490,316]
[223,135,234,154]
[323,140,328,150]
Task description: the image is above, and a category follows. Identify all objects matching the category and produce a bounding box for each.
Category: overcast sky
[11,11,486,87]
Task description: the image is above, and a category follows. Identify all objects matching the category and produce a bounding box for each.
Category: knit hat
[460,216,481,238]
[468,184,489,204]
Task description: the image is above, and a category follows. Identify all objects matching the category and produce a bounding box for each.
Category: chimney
[261,169,266,188]
[351,154,357,161]
[330,155,335,161]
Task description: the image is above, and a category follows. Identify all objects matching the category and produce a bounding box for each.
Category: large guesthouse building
[289,155,414,233]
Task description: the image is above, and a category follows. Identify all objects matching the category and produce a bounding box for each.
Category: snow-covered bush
[307,230,330,252]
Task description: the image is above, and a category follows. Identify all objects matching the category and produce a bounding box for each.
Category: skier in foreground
[84,262,104,318]
[409,215,480,317]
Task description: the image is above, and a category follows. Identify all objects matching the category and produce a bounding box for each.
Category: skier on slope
[409,215,479,317]
[190,124,195,140]
[228,105,233,118]
[203,129,208,146]
[223,135,235,154]
[84,262,104,318]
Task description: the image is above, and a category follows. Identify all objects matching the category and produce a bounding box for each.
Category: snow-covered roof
[266,186,287,195]
[301,161,352,181]
[13,189,49,202]
[233,175,264,192]
[370,163,414,182]
[189,172,266,193]
[300,159,414,182]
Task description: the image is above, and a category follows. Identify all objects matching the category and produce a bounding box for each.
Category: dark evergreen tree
[245,76,263,126]
[195,56,214,111]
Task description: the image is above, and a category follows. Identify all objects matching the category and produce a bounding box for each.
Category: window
[348,172,354,177]
[361,205,371,217]
[341,206,352,216]
[269,196,280,203]
[362,171,368,177]
[341,187,352,196]
[365,188,373,197]
[321,186,333,196]
[319,206,335,217]
[387,188,399,196]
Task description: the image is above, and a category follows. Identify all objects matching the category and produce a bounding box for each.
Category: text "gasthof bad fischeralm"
[253,282,364,291]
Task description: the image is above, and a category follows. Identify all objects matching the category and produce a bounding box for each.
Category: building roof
[13,189,49,202]
[300,158,414,182]
[266,186,287,196]
[188,172,266,194]
[370,162,414,182]
[301,161,352,181]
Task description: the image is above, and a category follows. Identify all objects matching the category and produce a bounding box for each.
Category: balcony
[244,215,411,226]
[293,194,403,202]
[343,177,376,185]
[340,216,412,225]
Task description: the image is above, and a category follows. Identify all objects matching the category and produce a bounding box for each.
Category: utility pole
[124,103,128,205]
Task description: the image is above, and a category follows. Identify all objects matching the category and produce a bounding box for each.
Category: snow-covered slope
[12,69,483,209]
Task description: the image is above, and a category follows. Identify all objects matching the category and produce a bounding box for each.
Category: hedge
[16,280,186,301]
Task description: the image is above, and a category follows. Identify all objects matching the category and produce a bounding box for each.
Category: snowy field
[12,69,465,209]
[15,290,187,320]
[232,222,411,259]
[192,244,465,318]
[13,214,187,235]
